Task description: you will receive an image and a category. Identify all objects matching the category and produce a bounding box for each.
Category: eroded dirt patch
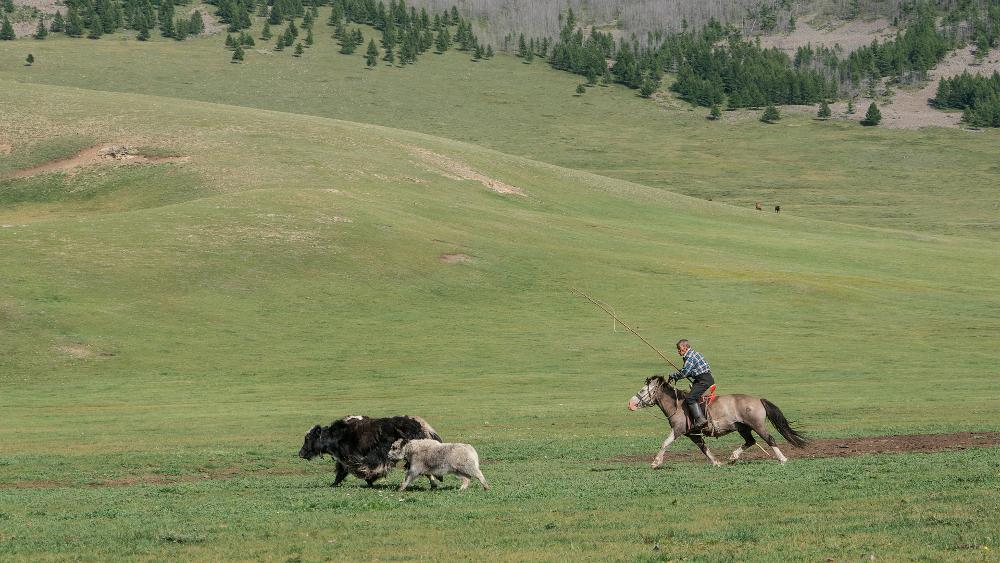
[7,144,188,180]
[440,252,470,263]
[400,144,527,197]
[607,431,1000,464]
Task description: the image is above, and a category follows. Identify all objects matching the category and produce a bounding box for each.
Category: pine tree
[88,14,104,39]
[434,28,448,53]
[136,24,149,40]
[174,16,189,39]
[862,102,882,126]
[709,104,722,120]
[575,83,586,95]
[485,45,493,58]
[225,33,235,48]
[34,19,48,39]
[159,1,175,38]
[189,9,204,35]
[1,16,15,40]
[294,42,304,56]
[232,42,245,62]
[846,98,856,114]
[760,104,780,123]
[261,21,271,40]
[339,29,357,54]
[26,53,34,65]
[267,3,283,25]
[305,28,313,46]
[365,39,378,66]
[817,100,832,119]
[65,7,84,37]
[49,10,64,32]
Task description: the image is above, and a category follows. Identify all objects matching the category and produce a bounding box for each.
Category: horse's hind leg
[728,424,758,464]
[690,435,723,466]
[753,424,789,465]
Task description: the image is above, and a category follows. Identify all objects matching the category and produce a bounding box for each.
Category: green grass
[0,17,999,561]
[4,18,1000,241]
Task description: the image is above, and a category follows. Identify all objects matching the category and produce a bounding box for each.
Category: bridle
[634,383,657,409]
[633,379,671,420]
[634,378,685,421]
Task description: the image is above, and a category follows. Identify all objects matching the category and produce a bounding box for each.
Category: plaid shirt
[672,349,710,379]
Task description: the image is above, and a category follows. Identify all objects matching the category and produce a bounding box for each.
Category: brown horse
[628,376,806,467]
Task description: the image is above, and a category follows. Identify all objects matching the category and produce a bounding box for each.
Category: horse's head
[628,376,665,411]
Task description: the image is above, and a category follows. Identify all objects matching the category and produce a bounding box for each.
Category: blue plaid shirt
[672,349,710,379]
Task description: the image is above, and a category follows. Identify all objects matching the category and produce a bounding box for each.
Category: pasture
[1,20,999,561]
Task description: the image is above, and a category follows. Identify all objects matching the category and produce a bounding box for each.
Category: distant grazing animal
[299,415,442,487]
[755,203,762,211]
[388,439,489,491]
[775,205,781,213]
[628,376,806,467]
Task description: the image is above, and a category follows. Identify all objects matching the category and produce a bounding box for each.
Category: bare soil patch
[440,252,470,263]
[7,144,187,180]
[607,431,1000,464]
[401,144,527,197]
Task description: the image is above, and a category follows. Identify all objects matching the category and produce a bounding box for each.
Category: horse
[627,376,806,467]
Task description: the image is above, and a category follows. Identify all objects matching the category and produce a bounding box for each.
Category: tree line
[934,70,1000,127]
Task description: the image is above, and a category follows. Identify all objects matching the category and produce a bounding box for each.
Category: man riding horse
[668,339,714,432]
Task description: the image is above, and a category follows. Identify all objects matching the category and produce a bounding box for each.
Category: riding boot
[688,402,708,432]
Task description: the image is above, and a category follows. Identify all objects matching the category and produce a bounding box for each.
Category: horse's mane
[646,375,688,401]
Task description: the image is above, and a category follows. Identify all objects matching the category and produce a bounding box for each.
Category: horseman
[668,339,714,432]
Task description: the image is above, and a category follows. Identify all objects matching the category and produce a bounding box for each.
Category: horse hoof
[650,462,660,470]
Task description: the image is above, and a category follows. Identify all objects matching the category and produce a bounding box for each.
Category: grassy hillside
[4,23,1000,242]
[1,76,998,559]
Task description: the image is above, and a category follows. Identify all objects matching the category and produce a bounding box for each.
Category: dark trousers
[685,372,715,408]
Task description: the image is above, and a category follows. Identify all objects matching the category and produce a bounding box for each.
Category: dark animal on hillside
[299,415,442,487]
[628,376,806,467]
[755,203,762,210]
[775,205,781,213]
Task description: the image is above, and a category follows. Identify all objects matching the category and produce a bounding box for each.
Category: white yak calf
[388,439,489,491]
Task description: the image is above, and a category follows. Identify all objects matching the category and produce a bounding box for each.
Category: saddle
[686,384,718,436]
[699,384,718,407]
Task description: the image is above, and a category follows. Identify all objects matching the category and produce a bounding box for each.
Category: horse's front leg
[651,429,677,469]
[690,435,723,467]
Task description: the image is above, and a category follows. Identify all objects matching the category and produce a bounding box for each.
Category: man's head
[676,339,690,356]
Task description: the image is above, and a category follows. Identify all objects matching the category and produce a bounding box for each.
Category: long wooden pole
[570,286,680,371]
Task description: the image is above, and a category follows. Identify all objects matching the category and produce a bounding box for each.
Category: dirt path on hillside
[608,431,1000,464]
[5,144,187,180]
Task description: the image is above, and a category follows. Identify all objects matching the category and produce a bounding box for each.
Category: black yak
[299,415,442,487]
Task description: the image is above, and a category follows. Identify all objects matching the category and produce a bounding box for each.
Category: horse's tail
[761,398,807,448]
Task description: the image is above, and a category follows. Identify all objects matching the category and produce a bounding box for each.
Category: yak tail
[761,398,807,448]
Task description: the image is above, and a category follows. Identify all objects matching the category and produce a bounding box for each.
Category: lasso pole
[570,286,680,371]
